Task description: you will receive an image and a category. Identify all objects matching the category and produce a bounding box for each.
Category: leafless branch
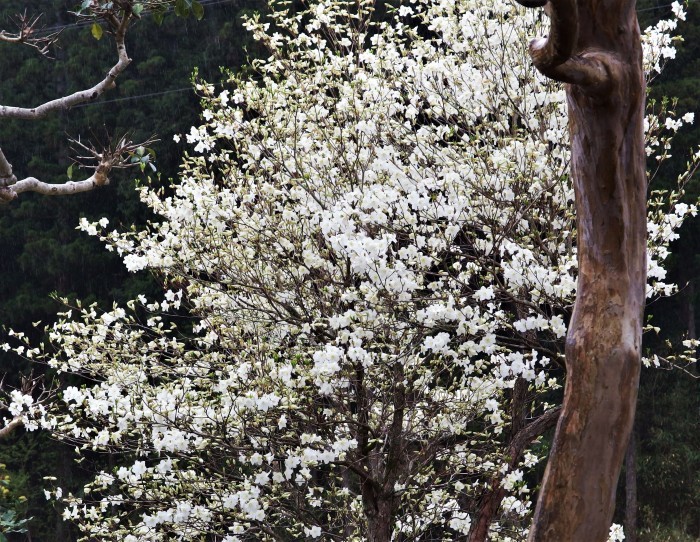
[0,12,62,57]
[0,135,157,201]
[0,10,133,119]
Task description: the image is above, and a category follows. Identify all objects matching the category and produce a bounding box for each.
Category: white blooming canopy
[3,0,697,541]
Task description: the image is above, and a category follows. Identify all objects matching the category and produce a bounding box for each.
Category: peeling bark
[515,1,647,540]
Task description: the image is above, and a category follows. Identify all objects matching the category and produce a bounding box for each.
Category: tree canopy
[0,0,699,540]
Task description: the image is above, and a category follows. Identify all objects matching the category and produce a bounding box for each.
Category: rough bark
[514,1,647,540]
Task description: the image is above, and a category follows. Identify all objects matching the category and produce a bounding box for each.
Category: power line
[72,87,195,108]
[638,0,698,12]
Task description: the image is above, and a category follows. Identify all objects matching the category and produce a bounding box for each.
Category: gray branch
[0,13,133,120]
[0,417,23,440]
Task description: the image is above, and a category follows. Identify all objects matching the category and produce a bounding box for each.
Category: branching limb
[0,10,133,120]
[0,135,157,202]
[0,372,50,440]
[0,12,61,57]
[0,148,17,188]
[514,0,611,89]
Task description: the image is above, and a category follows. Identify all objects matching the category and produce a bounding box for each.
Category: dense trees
[0,2,262,539]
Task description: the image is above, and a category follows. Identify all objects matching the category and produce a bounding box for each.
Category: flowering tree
[2,0,696,541]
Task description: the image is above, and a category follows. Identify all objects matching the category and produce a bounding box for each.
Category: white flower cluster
[4,0,696,540]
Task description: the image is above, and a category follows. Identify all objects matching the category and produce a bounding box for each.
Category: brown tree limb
[515,0,611,90]
[468,406,562,542]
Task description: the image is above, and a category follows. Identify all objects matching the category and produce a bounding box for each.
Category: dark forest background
[0,1,697,540]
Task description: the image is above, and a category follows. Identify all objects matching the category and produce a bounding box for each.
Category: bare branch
[1,135,157,201]
[0,417,23,440]
[0,12,133,120]
[0,12,62,57]
[508,406,561,460]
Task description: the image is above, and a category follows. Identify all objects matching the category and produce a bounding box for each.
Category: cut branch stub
[514,0,611,90]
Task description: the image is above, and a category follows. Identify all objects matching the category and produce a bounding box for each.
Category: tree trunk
[625,428,638,542]
[364,495,396,542]
[514,1,647,540]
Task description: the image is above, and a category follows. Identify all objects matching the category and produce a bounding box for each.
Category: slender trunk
[514,1,647,540]
[359,363,406,542]
[468,402,562,542]
[625,428,638,542]
[468,377,528,542]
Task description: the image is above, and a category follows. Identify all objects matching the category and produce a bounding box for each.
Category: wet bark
[514,1,647,540]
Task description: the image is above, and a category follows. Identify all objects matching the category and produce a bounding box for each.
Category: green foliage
[639,524,700,542]
[0,463,31,538]
[90,22,103,40]
[637,370,700,538]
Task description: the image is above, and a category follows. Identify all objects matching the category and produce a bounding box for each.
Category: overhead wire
[7,0,697,109]
[21,0,242,108]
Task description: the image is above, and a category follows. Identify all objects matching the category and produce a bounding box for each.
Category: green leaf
[67,164,73,179]
[174,0,190,17]
[132,3,144,16]
[192,1,204,20]
[152,10,165,25]
[91,23,103,40]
